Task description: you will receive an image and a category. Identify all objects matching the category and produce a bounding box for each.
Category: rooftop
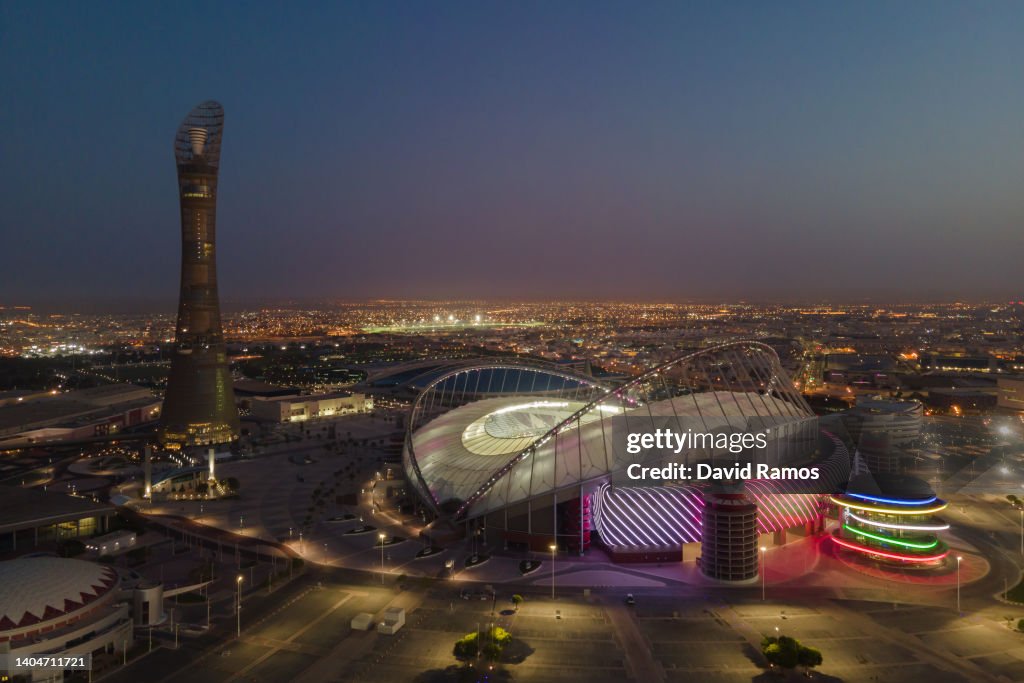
[0,485,114,533]
[0,557,118,632]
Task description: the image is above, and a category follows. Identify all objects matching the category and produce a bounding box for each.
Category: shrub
[762,634,822,672]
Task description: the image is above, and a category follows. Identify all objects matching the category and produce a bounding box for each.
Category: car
[625,594,636,606]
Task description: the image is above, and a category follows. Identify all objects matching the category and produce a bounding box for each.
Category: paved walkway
[601,597,665,682]
[830,600,1004,683]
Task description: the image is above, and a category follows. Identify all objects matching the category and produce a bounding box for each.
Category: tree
[453,632,479,659]
[762,636,799,669]
[762,635,823,674]
[798,645,823,671]
[453,627,512,662]
[511,594,524,611]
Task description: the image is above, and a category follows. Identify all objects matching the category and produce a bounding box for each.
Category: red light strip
[831,535,949,563]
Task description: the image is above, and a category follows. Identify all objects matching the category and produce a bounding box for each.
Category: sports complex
[400,341,938,579]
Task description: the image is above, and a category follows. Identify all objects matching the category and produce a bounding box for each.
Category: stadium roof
[405,341,815,519]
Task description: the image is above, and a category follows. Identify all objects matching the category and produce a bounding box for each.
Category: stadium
[403,341,852,572]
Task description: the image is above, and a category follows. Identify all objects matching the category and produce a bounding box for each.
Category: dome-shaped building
[404,342,850,571]
[0,557,133,681]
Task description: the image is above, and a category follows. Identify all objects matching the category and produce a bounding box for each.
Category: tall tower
[159,101,240,449]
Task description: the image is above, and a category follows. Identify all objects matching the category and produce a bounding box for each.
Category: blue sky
[2,1,1022,308]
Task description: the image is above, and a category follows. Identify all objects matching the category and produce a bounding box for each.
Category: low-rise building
[250,392,372,423]
[0,486,115,553]
[0,385,161,448]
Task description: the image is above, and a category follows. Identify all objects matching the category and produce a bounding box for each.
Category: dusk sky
[2,1,1023,309]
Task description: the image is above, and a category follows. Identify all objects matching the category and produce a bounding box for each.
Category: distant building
[0,486,114,553]
[998,376,1024,413]
[822,354,901,390]
[159,101,240,449]
[0,385,160,448]
[250,392,372,423]
[920,353,996,373]
[842,398,923,446]
[233,380,301,412]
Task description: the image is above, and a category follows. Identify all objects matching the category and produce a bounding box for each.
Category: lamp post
[1019,509,1022,556]
[956,556,963,613]
[379,532,387,584]
[760,546,767,601]
[236,575,243,637]
[549,542,557,599]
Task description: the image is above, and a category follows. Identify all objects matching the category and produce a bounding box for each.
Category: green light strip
[842,524,939,550]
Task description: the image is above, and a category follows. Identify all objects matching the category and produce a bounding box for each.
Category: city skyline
[5,5,1024,683]
[3,1,1024,307]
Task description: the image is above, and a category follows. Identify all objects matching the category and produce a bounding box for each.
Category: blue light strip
[847,492,937,506]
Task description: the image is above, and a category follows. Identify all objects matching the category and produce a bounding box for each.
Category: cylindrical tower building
[700,482,759,581]
[159,101,239,448]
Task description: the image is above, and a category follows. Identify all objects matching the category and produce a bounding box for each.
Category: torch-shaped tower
[159,101,239,449]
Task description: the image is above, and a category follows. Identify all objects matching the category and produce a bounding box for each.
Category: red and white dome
[0,557,118,635]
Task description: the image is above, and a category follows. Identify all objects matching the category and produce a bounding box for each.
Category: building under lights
[158,101,240,449]
[249,392,372,423]
[403,342,851,579]
[830,467,949,566]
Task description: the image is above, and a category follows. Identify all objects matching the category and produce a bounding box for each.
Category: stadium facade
[159,101,240,449]
[403,342,852,575]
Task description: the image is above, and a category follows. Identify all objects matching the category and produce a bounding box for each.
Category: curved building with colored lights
[403,342,850,569]
[830,472,949,565]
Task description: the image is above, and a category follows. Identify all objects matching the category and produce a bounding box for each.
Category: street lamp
[549,543,557,599]
[760,546,767,601]
[379,533,387,584]
[236,575,244,637]
[956,556,963,613]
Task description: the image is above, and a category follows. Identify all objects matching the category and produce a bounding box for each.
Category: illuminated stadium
[403,342,852,570]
